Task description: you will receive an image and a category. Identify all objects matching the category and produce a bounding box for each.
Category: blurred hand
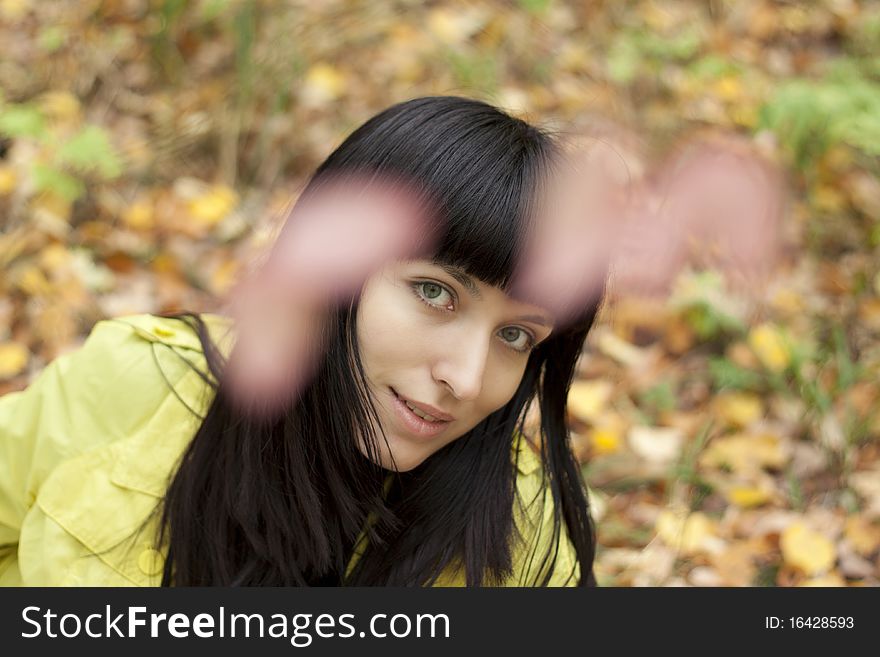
[223,174,437,417]
[512,130,786,327]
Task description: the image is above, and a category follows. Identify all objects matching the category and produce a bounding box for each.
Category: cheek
[357,285,428,373]
[474,359,529,417]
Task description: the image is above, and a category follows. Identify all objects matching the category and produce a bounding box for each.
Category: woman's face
[355,259,555,471]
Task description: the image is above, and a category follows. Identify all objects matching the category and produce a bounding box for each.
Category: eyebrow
[432,261,553,327]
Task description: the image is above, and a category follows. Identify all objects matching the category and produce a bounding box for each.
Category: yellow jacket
[0,313,579,586]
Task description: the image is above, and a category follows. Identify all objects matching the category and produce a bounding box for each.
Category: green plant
[0,101,123,203]
[708,356,763,392]
[759,61,880,173]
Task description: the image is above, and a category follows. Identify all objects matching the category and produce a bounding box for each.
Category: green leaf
[199,0,232,22]
[607,36,641,84]
[56,125,123,179]
[447,51,498,92]
[638,381,677,414]
[708,356,763,391]
[38,26,66,53]
[32,164,85,202]
[517,0,551,13]
[759,63,880,170]
[0,104,45,139]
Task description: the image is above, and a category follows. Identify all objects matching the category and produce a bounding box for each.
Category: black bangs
[312,96,557,289]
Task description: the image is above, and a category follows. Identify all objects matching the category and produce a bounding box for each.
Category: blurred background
[0,0,878,586]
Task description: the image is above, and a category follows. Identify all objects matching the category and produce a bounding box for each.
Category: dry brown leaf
[844,516,880,557]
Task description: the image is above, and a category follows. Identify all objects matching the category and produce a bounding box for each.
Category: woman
[0,96,604,587]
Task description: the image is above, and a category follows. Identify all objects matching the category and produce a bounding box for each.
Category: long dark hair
[157,96,602,586]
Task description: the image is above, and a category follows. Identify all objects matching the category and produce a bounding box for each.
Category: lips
[389,387,454,439]
[391,388,455,422]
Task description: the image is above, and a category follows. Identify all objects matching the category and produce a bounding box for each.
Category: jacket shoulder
[108,312,234,355]
[7,313,232,585]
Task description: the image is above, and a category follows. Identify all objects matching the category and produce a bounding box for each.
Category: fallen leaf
[699,432,788,473]
[708,542,758,586]
[301,64,346,106]
[713,391,764,428]
[0,341,28,379]
[39,90,81,123]
[590,425,623,456]
[798,573,846,587]
[748,322,791,372]
[688,565,723,586]
[628,425,684,463]
[727,485,773,508]
[844,516,880,557]
[594,328,652,368]
[188,185,237,226]
[122,199,155,230]
[567,379,614,423]
[780,521,836,576]
[0,165,16,195]
[655,509,718,556]
[837,539,876,580]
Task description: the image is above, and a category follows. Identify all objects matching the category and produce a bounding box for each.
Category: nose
[432,328,491,401]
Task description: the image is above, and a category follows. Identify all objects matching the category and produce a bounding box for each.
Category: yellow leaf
[727,485,772,508]
[188,185,237,225]
[123,199,155,230]
[30,192,72,224]
[770,288,806,315]
[17,266,52,296]
[0,341,29,379]
[427,8,460,43]
[844,516,880,557]
[302,64,346,106]
[814,184,846,213]
[713,392,763,428]
[0,165,16,195]
[799,573,846,587]
[748,323,791,372]
[713,75,743,102]
[39,91,81,122]
[0,0,29,20]
[567,380,613,423]
[39,243,70,273]
[859,298,880,332]
[590,426,622,455]
[655,510,717,556]
[780,522,836,576]
[699,432,787,473]
[730,103,758,128]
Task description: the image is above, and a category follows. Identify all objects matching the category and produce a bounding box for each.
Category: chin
[380,450,427,472]
[374,437,432,472]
